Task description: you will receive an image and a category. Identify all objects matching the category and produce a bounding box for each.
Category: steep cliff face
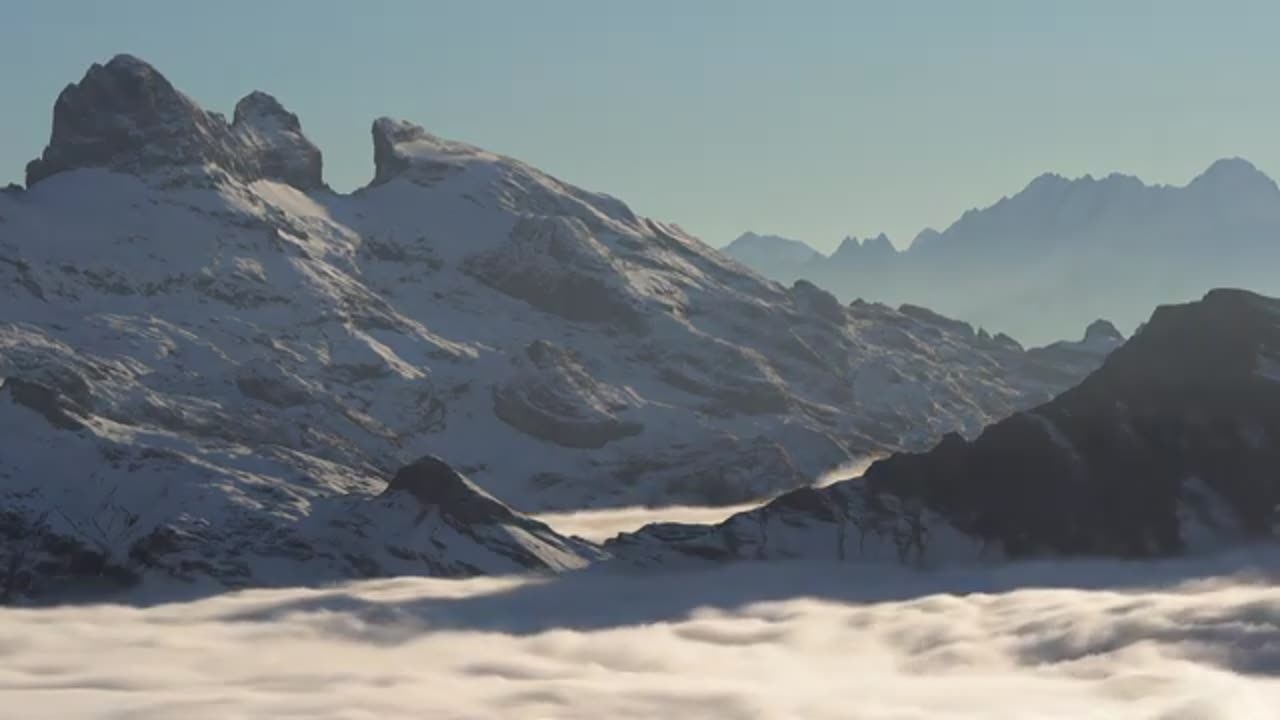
[232,90,324,190]
[25,54,322,189]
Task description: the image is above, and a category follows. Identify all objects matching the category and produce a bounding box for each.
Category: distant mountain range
[724,158,1280,344]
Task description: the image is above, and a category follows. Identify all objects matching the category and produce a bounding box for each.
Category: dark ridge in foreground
[611,289,1280,566]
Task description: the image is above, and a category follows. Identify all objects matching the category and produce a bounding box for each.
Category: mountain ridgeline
[610,289,1280,566]
[0,55,1118,599]
[725,160,1280,344]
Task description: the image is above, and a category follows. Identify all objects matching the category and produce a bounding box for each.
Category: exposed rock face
[897,303,977,339]
[232,91,324,190]
[384,455,515,523]
[25,54,322,189]
[868,289,1280,556]
[610,290,1280,567]
[790,280,844,325]
[370,117,439,186]
[1,377,84,430]
[369,455,604,574]
[493,341,644,449]
[463,216,648,333]
[233,359,313,407]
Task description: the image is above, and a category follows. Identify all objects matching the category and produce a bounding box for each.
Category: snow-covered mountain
[609,289,1280,568]
[726,161,1280,344]
[0,55,1115,599]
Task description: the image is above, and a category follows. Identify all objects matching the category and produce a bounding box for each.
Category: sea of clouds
[2,547,1278,719]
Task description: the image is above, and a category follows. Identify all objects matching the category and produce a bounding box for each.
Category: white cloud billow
[2,549,1278,719]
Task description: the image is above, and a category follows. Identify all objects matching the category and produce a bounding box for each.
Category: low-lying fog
[532,456,879,542]
[3,548,1278,719]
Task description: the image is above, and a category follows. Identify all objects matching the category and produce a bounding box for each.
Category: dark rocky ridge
[876,288,1280,556]
[1083,319,1124,343]
[611,289,1280,564]
[26,54,323,189]
[370,117,427,187]
[232,90,324,189]
[365,454,606,575]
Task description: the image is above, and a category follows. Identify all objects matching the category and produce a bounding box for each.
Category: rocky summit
[25,54,323,189]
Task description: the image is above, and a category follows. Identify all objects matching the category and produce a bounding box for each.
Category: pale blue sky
[2,1,1277,251]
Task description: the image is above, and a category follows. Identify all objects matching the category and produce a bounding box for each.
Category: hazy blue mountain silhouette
[725,159,1280,344]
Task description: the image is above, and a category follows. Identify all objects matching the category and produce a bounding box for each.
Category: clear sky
[2,0,1278,251]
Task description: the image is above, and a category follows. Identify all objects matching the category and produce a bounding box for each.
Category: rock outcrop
[493,341,644,449]
[26,54,322,189]
[355,455,605,574]
[232,90,324,190]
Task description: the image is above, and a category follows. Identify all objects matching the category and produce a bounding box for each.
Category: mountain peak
[99,53,157,77]
[830,233,897,264]
[722,231,822,268]
[1199,156,1263,177]
[1023,172,1071,194]
[833,235,860,253]
[383,455,519,526]
[233,91,298,129]
[26,54,323,190]
[1083,319,1124,343]
[25,53,228,186]
[1188,157,1277,194]
[865,232,895,253]
[232,91,324,189]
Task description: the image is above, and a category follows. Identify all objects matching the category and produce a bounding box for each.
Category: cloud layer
[3,551,1279,719]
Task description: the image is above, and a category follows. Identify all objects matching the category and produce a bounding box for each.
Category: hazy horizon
[6,1,1280,252]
